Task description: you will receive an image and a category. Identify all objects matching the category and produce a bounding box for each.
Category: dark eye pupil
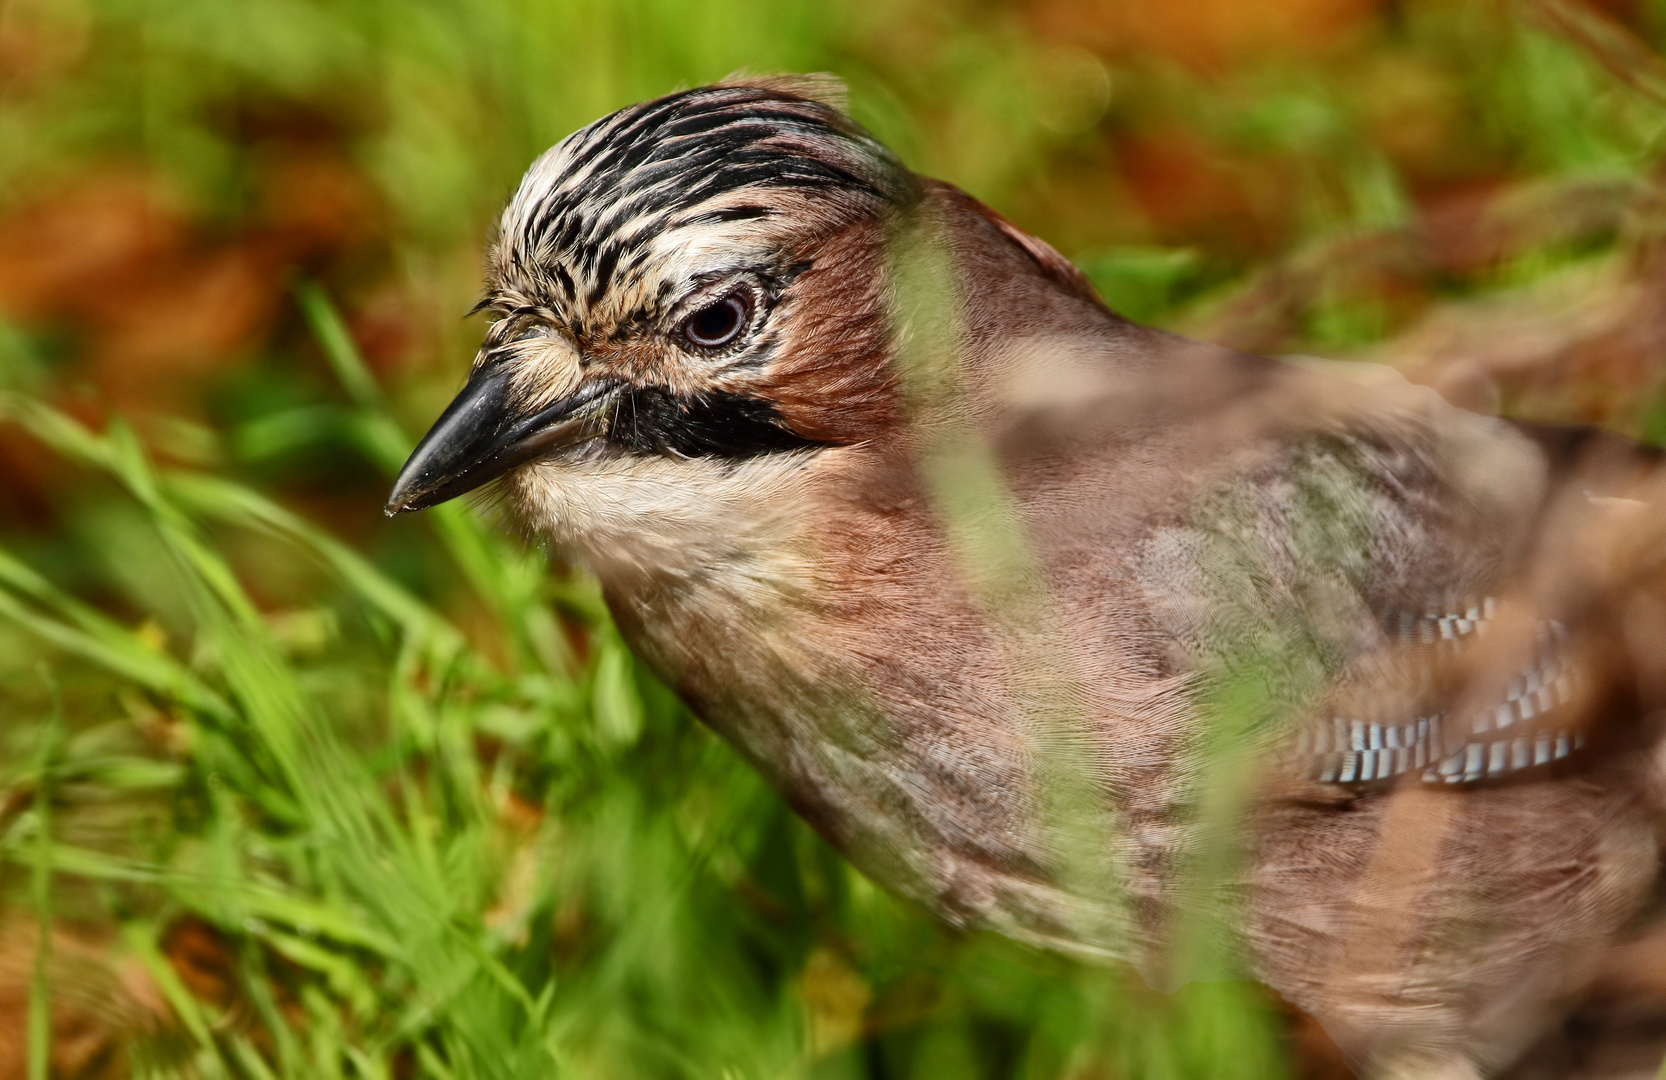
[684,295,747,348]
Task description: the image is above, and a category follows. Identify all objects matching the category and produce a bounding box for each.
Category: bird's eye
[680,291,751,350]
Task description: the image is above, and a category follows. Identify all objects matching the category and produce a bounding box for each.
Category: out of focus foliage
[3,0,1666,1076]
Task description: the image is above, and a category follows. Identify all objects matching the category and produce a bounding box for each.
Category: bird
[385,76,1666,1078]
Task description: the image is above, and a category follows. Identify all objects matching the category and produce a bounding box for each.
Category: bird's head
[385,78,923,519]
[386,77,1119,584]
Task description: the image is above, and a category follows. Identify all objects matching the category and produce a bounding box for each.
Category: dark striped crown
[490,79,915,324]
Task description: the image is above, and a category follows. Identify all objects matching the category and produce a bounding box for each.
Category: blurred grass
[5,0,1666,1075]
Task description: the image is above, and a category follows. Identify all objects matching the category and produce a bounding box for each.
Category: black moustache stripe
[608,387,827,459]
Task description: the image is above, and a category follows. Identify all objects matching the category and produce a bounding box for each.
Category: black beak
[385,368,617,515]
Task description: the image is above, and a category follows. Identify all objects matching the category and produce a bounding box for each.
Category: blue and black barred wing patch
[1297,603,1586,786]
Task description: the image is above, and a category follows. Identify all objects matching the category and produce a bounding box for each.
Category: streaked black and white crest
[491,78,915,324]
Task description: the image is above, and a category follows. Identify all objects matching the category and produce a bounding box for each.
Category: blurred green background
[4,0,1666,1076]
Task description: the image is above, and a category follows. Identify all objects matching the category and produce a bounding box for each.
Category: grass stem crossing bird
[387,77,1666,1078]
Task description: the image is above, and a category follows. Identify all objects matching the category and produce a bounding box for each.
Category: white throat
[505,449,827,601]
